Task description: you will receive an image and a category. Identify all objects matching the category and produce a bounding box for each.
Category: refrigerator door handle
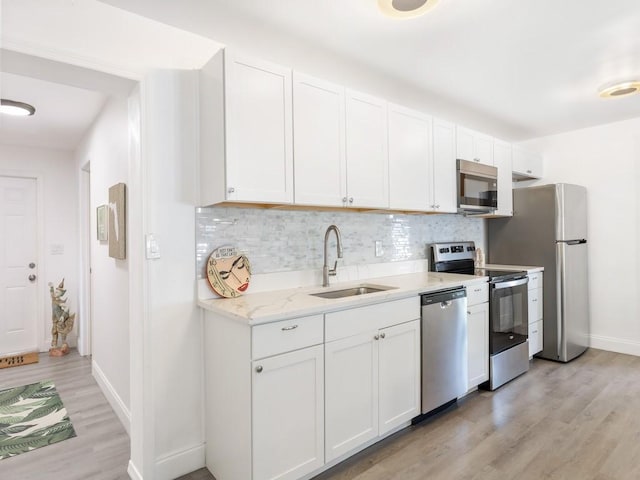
[556,239,587,245]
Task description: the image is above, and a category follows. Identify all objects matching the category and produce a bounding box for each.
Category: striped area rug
[0,380,76,460]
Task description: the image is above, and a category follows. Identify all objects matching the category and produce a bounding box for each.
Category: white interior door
[0,176,38,355]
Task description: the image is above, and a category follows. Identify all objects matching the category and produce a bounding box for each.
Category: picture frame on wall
[108,183,126,259]
[96,205,108,241]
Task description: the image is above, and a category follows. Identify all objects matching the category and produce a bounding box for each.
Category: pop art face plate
[206,246,251,298]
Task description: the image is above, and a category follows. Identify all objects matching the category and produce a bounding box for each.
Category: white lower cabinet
[466,283,489,390]
[324,298,420,462]
[204,297,420,480]
[252,345,324,480]
[528,272,544,357]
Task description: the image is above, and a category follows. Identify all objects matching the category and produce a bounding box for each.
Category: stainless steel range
[429,242,530,390]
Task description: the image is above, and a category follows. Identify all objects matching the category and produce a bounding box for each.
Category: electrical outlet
[375,240,383,257]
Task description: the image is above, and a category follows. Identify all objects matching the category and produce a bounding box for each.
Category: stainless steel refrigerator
[488,184,589,362]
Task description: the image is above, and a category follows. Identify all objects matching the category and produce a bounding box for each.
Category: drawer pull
[281,325,299,331]
[532,330,538,334]
[255,365,263,373]
[380,333,386,339]
[474,288,482,292]
[532,299,537,302]
[374,334,380,340]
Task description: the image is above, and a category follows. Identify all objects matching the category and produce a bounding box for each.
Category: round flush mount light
[598,80,640,99]
[378,0,440,19]
[0,99,36,116]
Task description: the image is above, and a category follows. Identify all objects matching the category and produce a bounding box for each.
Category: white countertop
[483,263,544,274]
[198,271,488,325]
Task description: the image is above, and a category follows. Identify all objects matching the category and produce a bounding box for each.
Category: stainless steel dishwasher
[421,287,468,414]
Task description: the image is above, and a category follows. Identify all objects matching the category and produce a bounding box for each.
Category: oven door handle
[493,277,529,289]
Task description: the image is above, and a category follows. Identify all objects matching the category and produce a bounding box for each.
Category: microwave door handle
[494,277,529,289]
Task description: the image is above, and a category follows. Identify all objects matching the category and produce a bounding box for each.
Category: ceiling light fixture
[378,0,440,19]
[598,80,640,99]
[0,99,36,116]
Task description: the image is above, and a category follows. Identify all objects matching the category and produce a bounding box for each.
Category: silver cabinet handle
[255,365,263,373]
[281,324,298,331]
[374,334,379,340]
[467,311,471,315]
[348,197,354,204]
[474,158,480,162]
[29,262,36,269]
[473,288,482,292]
[435,204,440,209]
[28,274,36,282]
[228,187,235,194]
[380,333,386,339]
[342,197,348,203]
[527,169,532,174]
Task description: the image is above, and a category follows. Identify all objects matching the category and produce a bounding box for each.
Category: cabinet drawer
[528,288,543,323]
[528,272,543,290]
[252,315,324,359]
[466,283,489,307]
[325,297,420,343]
[529,320,543,356]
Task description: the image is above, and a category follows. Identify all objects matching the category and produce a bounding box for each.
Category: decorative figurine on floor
[48,279,76,356]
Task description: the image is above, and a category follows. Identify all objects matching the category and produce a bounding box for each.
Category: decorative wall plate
[206,246,251,298]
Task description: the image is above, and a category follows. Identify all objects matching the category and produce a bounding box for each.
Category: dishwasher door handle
[440,301,452,308]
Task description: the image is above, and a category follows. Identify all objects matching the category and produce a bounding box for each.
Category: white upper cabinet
[512,145,543,180]
[388,104,432,211]
[199,50,294,206]
[491,140,514,217]
[225,52,294,203]
[431,118,458,213]
[293,73,347,207]
[456,126,494,166]
[345,90,390,209]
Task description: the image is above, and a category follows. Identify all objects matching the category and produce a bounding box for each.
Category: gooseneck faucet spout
[323,225,343,287]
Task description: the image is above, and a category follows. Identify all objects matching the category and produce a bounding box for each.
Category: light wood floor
[4,349,640,480]
[0,350,130,479]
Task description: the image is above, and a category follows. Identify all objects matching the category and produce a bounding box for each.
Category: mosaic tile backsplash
[196,207,486,278]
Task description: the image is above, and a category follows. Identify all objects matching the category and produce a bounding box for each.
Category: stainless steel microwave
[457,159,498,214]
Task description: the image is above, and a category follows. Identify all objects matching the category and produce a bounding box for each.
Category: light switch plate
[145,234,161,259]
[375,240,383,257]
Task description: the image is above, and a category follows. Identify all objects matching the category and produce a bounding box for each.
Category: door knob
[28,274,37,282]
[29,262,36,269]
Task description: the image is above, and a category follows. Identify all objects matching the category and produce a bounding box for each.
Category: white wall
[0,144,79,351]
[142,70,204,479]
[521,116,640,356]
[74,96,131,431]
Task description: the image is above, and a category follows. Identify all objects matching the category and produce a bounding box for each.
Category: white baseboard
[128,460,143,480]
[154,443,206,480]
[92,359,131,435]
[590,334,640,357]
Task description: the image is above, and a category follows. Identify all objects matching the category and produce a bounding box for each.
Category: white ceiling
[98,0,640,140]
[0,72,107,151]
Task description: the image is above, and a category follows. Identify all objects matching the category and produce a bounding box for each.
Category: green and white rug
[0,380,76,460]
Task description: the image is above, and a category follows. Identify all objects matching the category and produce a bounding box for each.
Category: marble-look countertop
[483,263,544,274]
[198,272,488,325]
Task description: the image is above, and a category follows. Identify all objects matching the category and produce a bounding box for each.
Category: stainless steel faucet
[323,225,343,287]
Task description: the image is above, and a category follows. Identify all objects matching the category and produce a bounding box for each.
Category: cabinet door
[388,104,431,211]
[345,90,389,208]
[456,126,493,166]
[225,52,294,203]
[431,118,457,213]
[529,320,543,357]
[467,303,489,389]
[512,146,543,179]
[528,288,543,323]
[293,73,346,206]
[493,140,513,216]
[252,345,324,480]
[378,320,421,435]
[325,332,378,462]
[474,133,494,166]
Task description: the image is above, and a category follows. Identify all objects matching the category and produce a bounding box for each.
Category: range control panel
[431,241,476,263]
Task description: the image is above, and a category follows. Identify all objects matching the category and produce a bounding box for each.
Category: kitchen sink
[310,284,396,299]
